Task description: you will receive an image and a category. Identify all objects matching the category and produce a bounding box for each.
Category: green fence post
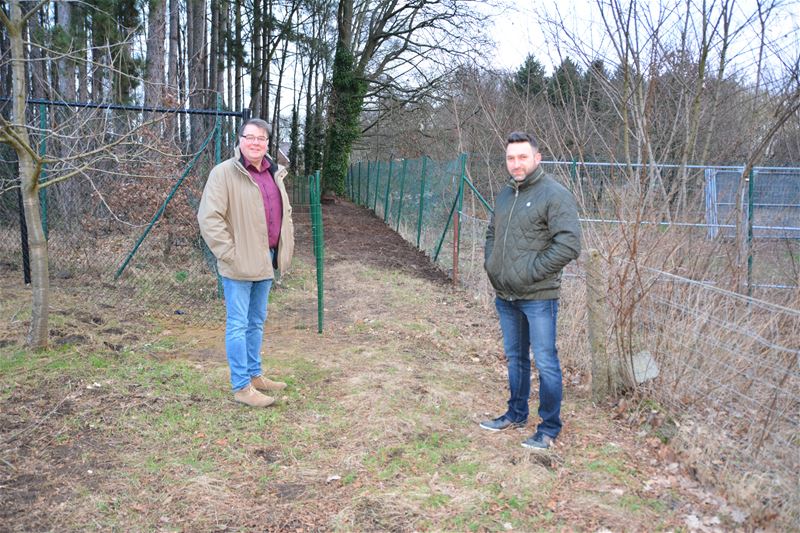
[383,159,394,223]
[746,168,755,296]
[396,159,407,232]
[357,161,363,205]
[452,153,467,284]
[310,171,325,333]
[416,156,427,249]
[570,158,577,184]
[365,160,371,208]
[373,160,381,212]
[38,104,48,239]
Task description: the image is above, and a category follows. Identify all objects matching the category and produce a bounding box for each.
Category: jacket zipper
[500,184,519,299]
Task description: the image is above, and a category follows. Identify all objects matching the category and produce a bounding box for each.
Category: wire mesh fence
[622,266,799,526]
[348,153,800,528]
[1,100,323,337]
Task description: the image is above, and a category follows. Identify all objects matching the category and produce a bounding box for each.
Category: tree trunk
[26,4,48,99]
[322,3,366,196]
[167,0,179,91]
[250,0,262,116]
[55,1,76,101]
[233,0,242,114]
[8,0,49,348]
[187,0,207,148]
[145,0,167,109]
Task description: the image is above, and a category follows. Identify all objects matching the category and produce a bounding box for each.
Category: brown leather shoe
[251,375,287,391]
[233,385,275,407]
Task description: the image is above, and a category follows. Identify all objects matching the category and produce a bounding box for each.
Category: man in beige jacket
[198,118,294,407]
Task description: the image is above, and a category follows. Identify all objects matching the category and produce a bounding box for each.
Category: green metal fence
[348,155,800,295]
[308,171,324,333]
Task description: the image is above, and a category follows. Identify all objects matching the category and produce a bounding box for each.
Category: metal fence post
[452,153,467,285]
[365,160,371,208]
[309,171,324,333]
[383,159,394,223]
[396,159,407,232]
[747,168,755,297]
[373,160,381,212]
[416,157,427,249]
[357,161,362,205]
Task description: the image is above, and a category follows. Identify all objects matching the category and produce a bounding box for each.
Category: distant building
[277,141,291,167]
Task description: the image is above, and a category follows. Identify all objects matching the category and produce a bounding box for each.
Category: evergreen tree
[547,57,583,107]
[512,54,547,99]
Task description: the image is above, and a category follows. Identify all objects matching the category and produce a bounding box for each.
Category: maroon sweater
[242,156,283,249]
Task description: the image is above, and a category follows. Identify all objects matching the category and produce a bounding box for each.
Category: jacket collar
[509,165,544,191]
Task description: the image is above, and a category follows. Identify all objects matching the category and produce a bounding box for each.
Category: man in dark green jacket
[480,131,581,450]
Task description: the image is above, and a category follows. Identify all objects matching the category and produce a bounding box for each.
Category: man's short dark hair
[506,131,538,150]
[239,118,272,137]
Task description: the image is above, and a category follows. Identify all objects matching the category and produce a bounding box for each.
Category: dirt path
[0,200,747,531]
[250,200,742,530]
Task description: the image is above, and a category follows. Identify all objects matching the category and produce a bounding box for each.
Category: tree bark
[187,0,208,147]
[55,0,76,101]
[145,0,167,109]
[6,0,49,348]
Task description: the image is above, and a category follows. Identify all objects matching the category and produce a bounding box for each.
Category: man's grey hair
[506,131,538,151]
[239,118,272,137]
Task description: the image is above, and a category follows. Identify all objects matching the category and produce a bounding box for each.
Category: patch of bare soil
[0,200,754,531]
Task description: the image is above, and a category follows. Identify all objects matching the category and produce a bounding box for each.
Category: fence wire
[627,266,799,527]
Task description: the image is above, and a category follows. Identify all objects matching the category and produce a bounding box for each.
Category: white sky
[488,0,800,77]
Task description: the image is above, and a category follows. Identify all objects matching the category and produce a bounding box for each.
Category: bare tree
[321,0,489,194]
[1,0,181,348]
[1,0,49,347]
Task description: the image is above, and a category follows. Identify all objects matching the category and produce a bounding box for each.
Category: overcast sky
[488,0,800,77]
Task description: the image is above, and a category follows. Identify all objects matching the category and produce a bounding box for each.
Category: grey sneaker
[479,416,527,432]
[521,432,554,449]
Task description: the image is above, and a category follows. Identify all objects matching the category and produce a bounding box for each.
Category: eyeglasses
[241,135,268,143]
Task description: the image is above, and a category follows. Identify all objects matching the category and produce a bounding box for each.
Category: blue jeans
[222,276,273,391]
[495,297,562,438]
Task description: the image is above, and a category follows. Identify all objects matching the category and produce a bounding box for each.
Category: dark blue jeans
[495,297,562,438]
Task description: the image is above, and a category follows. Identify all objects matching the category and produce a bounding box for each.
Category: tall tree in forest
[513,54,547,99]
[187,0,208,147]
[53,0,76,101]
[145,0,167,108]
[288,104,300,174]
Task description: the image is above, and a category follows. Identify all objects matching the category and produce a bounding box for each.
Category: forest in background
[1,0,798,191]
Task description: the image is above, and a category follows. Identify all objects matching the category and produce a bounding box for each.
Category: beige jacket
[197,149,294,281]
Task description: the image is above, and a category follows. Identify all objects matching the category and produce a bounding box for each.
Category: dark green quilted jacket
[484,166,581,301]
